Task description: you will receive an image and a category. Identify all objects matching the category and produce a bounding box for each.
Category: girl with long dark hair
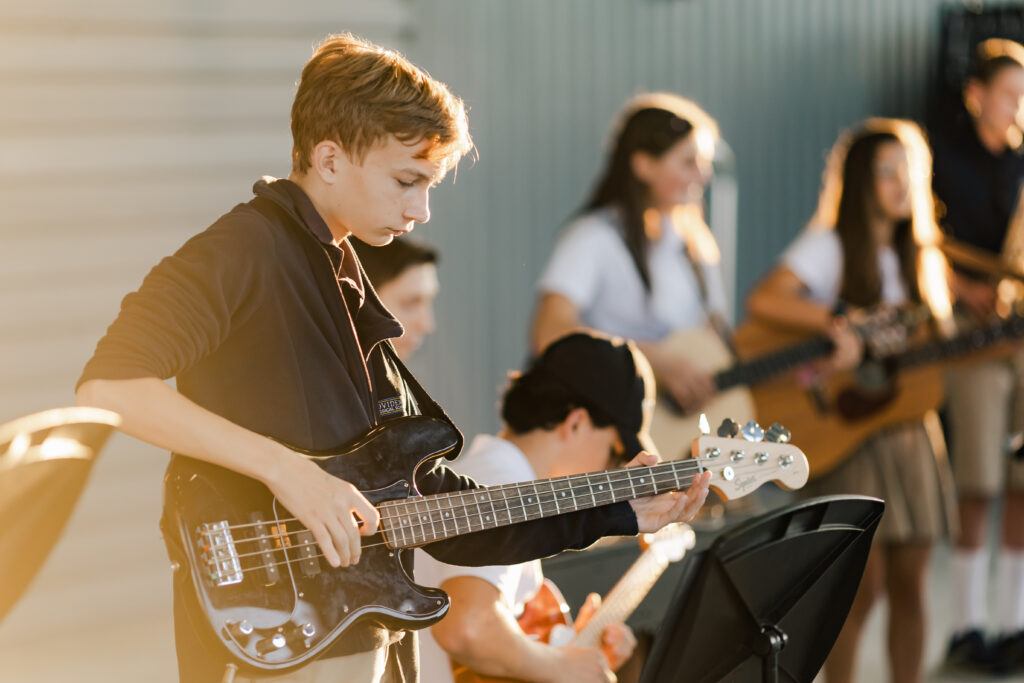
[932,38,1024,673]
[746,119,957,683]
[531,93,727,417]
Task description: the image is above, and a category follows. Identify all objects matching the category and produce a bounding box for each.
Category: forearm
[420,495,637,566]
[746,270,833,335]
[75,377,288,483]
[750,297,832,335]
[440,611,557,681]
[433,579,559,682]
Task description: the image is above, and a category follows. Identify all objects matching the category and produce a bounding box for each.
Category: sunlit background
[0,0,1009,680]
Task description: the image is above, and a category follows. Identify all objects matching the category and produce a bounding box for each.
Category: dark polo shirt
[77,177,638,682]
[932,113,1024,275]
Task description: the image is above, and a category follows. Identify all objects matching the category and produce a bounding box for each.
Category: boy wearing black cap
[416,332,659,683]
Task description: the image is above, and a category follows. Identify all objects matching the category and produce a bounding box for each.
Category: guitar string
[211,460,707,535]
[228,469,707,577]
[216,470,700,564]
[200,457,785,556]
[201,462,709,554]
[204,458,708,544]
[203,467,704,560]
[206,459,795,578]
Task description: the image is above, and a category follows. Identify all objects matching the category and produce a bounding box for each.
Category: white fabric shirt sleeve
[536,218,618,310]
[780,227,843,305]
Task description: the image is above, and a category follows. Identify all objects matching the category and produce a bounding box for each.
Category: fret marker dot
[486,515,491,521]
[528,497,533,503]
[445,512,450,517]
[640,478,645,483]
[599,485,604,490]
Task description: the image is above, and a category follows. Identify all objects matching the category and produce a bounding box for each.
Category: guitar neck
[379,460,704,550]
[894,314,1024,370]
[572,548,670,649]
[715,336,834,391]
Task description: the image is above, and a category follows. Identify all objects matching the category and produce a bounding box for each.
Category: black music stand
[0,407,121,621]
[640,495,884,683]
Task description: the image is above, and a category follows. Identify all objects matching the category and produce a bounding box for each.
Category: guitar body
[649,327,757,460]
[734,322,944,478]
[451,580,571,683]
[163,416,460,676]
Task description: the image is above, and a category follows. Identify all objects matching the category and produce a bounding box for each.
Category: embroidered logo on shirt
[378,396,403,417]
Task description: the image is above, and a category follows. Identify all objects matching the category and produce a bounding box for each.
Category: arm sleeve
[77,212,271,388]
[413,459,638,567]
[536,220,613,311]
[780,228,841,305]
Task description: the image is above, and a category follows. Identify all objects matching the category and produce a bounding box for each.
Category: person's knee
[886,548,929,609]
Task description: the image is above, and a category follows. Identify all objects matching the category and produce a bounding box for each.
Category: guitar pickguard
[163,416,459,675]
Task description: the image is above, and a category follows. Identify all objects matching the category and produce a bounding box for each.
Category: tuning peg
[698,413,710,435]
[717,418,739,438]
[741,420,764,443]
[766,422,791,444]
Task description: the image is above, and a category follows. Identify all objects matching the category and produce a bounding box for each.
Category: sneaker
[945,629,992,671]
[990,630,1024,676]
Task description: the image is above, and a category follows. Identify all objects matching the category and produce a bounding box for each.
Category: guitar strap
[680,226,737,357]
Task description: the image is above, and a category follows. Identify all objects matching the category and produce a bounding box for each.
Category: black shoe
[945,629,993,671]
[990,630,1024,676]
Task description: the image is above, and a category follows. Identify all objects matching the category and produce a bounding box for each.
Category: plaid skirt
[799,413,958,544]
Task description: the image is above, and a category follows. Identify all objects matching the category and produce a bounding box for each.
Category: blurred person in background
[530,93,728,420]
[931,37,1024,675]
[416,332,650,683]
[352,237,439,360]
[746,120,957,683]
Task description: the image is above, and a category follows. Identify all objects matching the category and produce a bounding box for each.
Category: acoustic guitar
[651,311,1024,479]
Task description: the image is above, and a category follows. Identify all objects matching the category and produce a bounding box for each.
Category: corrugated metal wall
[0,1,976,679]
[404,0,951,440]
[0,3,412,680]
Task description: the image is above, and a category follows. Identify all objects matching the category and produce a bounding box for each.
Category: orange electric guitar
[451,523,697,683]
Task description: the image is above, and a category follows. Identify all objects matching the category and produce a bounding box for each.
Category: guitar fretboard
[895,314,1024,370]
[573,548,669,649]
[377,460,703,549]
[715,336,834,391]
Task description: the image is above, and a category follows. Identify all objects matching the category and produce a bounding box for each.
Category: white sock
[996,549,1024,634]
[952,548,989,634]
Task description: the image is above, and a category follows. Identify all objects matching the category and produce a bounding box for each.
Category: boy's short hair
[351,237,439,289]
[970,38,1024,84]
[291,33,474,174]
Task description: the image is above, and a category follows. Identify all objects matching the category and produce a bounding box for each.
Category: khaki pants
[235,648,388,683]
[946,354,1024,498]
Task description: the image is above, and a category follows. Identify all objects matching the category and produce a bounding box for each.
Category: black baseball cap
[529,332,657,460]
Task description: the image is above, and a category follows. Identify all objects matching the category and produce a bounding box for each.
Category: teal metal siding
[406,0,950,437]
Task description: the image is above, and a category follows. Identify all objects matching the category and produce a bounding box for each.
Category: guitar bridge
[197,520,243,587]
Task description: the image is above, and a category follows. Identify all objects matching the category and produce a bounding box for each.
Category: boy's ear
[310,140,345,183]
[559,407,589,438]
[963,79,984,118]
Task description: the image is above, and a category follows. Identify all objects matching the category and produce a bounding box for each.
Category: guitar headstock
[639,523,696,563]
[691,418,809,501]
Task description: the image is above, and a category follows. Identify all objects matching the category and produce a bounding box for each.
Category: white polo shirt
[414,435,545,683]
[781,226,908,306]
[538,208,729,341]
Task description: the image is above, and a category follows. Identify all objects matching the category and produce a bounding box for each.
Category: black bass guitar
[166,415,807,676]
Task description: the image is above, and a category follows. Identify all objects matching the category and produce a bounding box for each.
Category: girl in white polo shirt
[746,119,957,683]
[531,93,728,417]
